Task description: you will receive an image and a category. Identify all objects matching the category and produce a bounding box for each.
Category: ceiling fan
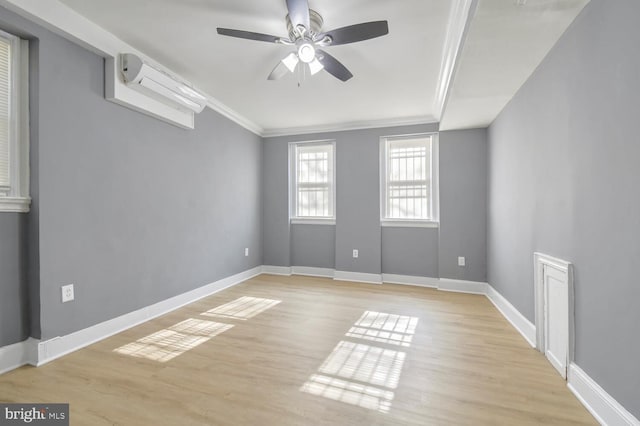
[216,0,389,82]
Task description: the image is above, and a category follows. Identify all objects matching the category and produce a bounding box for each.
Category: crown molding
[262,116,439,138]
[434,0,478,122]
[1,0,467,138]
[0,0,264,135]
[206,97,264,136]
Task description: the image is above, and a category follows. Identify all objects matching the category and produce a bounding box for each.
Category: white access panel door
[543,264,569,378]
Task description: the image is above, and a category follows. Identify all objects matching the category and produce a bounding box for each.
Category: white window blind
[0,29,30,213]
[291,142,335,219]
[382,135,437,221]
[0,36,10,190]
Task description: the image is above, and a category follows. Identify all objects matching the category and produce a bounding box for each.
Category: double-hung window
[0,29,29,212]
[380,134,438,226]
[289,141,335,224]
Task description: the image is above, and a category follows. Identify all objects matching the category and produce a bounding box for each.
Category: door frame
[533,252,575,375]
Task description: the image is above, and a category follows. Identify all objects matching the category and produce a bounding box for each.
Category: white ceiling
[441,0,590,130]
[57,0,589,135]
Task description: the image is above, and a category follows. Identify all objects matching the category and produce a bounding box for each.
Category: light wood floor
[0,274,595,425]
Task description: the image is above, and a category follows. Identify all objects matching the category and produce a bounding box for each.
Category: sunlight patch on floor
[201,296,281,320]
[300,374,394,413]
[318,341,406,389]
[114,318,233,362]
[346,311,418,347]
[301,311,417,413]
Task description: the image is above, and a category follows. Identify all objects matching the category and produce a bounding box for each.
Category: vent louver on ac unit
[120,53,207,114]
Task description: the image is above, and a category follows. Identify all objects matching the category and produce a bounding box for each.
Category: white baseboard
[438,278,488,294]
[36,266,262,366]
[261,265,292,276]
[5,264,635,426]
[0,338,37,374]
[382,273,439,288]
[568,363,640,426]
[291,266,334,278]
[334,270,383,284]
[486,284,536,347]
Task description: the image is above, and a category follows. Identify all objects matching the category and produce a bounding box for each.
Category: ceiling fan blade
[317,50,353,82]
[319,21,389,46]
[217,28,282,43]
[286,0,310,32]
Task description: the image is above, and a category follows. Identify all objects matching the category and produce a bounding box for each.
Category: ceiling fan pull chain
[298,60,307,88]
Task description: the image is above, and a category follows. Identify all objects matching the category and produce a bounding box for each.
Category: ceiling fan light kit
[216,0,389,83]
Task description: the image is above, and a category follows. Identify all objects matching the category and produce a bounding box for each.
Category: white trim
[379,133,440,223]
[434,0,477,121]
[334,271,383,284]
[534,252,574,356]
[0,32,30,212]
[0,0,263,134]
[438,278,487,294]
[380,220,439,228]
[0,338,33,374]
[290,218,336,225]
[0,196,31,212]
[486,284,536,347]
[261,265,293,276]
[206,97,263,136]
[262,116,438,138]
[568,363,640,426]
[5,263,635,426]
[291,266,334,278]
[35,266,262,366]
[486,282,639,424]
[0,1,442,138]
[382,274,439,288]
[289,140,336,221]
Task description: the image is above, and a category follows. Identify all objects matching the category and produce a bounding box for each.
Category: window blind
[0,36,10,189]
[295,143,334,217]
[385,136,432,219]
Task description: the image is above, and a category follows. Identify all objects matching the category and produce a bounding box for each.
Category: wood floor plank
[0,274,596,425]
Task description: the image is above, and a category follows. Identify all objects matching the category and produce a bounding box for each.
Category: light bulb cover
[298,43,316,63]
[281,52,299,73]
[308,58,324,75]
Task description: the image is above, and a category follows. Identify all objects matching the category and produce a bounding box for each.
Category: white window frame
[0,29,30,213]
[289,140,336,225]
[380,133,439,228]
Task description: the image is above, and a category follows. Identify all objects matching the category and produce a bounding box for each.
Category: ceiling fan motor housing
[286,9,324,40]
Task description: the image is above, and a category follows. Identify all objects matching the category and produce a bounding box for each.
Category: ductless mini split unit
[120,53,208,114]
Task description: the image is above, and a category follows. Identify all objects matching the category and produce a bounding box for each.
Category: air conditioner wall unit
[120,53,208,114]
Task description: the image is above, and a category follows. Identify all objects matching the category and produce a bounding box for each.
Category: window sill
[380,220,439,228]
[290,218,336,225]
[0,197,31,213]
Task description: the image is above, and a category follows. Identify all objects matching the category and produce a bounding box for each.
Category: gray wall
[381,228,438,277]
[439,129,487,281]
[0,214,28,345]
[0,6,263,342]
[487,0,639,416]
[263,125,487,282]
[291,224,335,269]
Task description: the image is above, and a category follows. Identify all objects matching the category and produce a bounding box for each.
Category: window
[0,29,29,212]
[380,134,438,226]
[289,141,335,223]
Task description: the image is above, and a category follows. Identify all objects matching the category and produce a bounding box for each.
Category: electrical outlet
[458,256,466,267]
[61,284,74,303]
[353,249,359,259]
[244,247,249,257]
